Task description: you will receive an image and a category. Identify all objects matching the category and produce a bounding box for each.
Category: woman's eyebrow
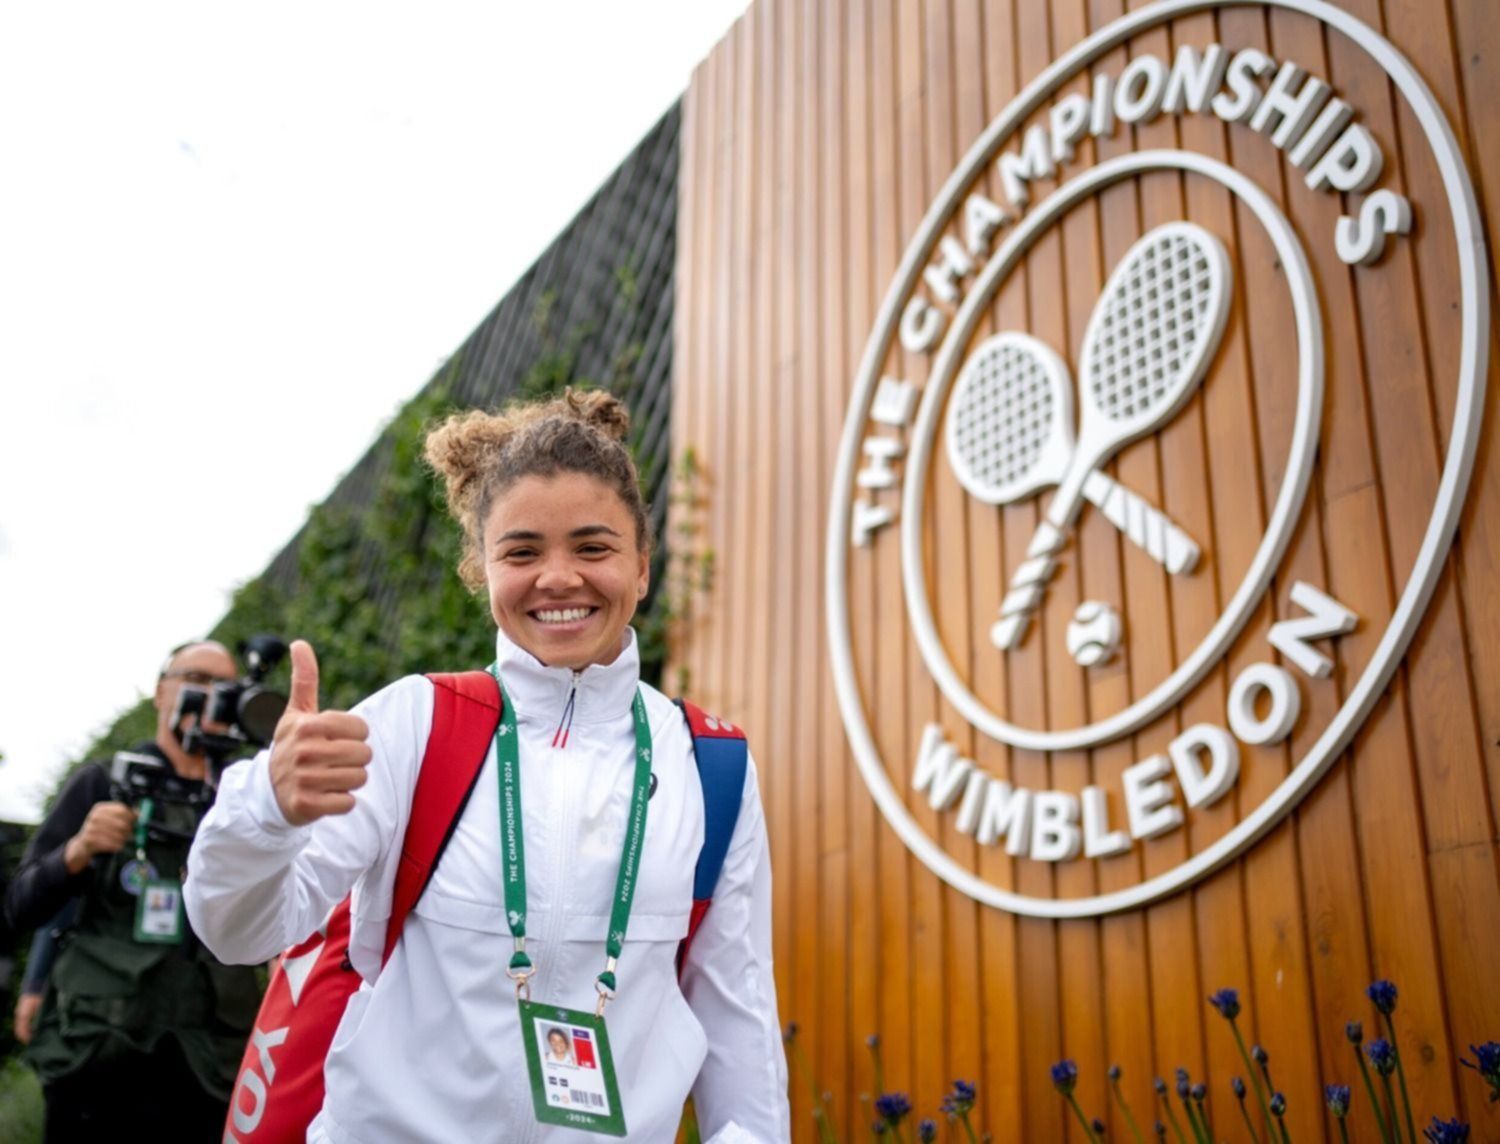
[495,529,544,543]
[570,524,622,539]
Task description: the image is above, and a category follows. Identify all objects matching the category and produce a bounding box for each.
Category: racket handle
[1083,471,1201,574]
[990,522,1068,650]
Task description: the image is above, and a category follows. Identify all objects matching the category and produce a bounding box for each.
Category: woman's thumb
[287,639,321,714]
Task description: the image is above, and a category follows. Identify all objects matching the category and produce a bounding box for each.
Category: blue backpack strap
[674,699,747,972]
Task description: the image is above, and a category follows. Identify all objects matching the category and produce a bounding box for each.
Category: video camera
[171,634,290,770]
[105,636,290,824]
[108,750,212,829]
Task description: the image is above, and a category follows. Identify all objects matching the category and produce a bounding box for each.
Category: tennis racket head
[944,332,1075,505]
[1076,222,1232,453]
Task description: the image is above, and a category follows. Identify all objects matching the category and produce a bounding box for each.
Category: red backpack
[222,671,747,1143]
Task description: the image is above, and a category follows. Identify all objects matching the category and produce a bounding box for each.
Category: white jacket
[186,630,790,1143]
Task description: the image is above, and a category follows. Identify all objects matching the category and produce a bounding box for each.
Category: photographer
[4,640,266,1141]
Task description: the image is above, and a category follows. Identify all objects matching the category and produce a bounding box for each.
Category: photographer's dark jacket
[5,745,261,1097]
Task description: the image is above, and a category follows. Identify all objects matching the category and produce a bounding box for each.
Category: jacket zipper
[550,670,581,748]
[518,671,583,1144]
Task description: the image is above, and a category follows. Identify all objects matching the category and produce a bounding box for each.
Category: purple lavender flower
[782,1022,799,1043]
[1050,1060,1079,1096]
[1208,987,1241,1020]
[1325,1084,1351,1117]
[1231,1076,1246,1100]
[941,1078,977,1119]
[866,1033,880,1049]
[1191,1083,1206,1102]
[1459,1041,1500,1101]
[1346,1020,1364,1044]
[1367,979,1399,1016]
[918,1119,938,1143]
[1153,1120,1166,1139]
[1269,1092,1287,1117]
[1108,1064,1122,1082]
[1252,1044,1269,1066]
[1091,1118,1106,1135]
[1176,1074,1190,1100]
[875,1092,912,1124]
[1367,1038,1397,1076]
[1421,1117,1470,1143]
[1153,1076,1167,1096]
[872,1121,888,1137]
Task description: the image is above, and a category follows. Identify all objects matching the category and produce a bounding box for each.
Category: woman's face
[482,471,648,670]
[548,1031,568,1055]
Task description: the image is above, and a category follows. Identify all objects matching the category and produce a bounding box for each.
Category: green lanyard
[133,797,154,863]
[491,668,654,1015]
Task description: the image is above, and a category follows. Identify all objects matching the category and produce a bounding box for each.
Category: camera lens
[238,687,288,745]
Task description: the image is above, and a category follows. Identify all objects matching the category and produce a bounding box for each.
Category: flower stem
[1236,1098,1261,1143]
[1066,1093,1101,1144]
[1337,1120,1350,1144]
[1378,1072,1401,1144]
[1382,1012,1419,1144]
[1110,1079,1146,1144]
[958,1112,979,1144]
[1275,1116,1292,1144]
[1355,1047,1394,1144]
[1161,1095,1190,1144]
[789,1036,838,1144]
[1231,1023,1277,1141]
[1181,1095,1209,1144]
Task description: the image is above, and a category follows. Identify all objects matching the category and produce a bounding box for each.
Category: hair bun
[564,388,631,442]
[423,409,516,516]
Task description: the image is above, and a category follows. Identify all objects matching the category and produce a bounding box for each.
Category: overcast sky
[0,1,750,823]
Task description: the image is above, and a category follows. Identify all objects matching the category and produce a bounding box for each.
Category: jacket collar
[493,626,640,726]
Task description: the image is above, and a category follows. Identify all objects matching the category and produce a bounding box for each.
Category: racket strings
[951,343,1055,490]
[1087,232,1217,421]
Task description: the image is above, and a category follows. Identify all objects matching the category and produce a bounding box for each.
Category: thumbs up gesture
[269,640,373,826]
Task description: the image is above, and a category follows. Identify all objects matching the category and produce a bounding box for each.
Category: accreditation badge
[518,999,626,1137]
[132,878,185,944]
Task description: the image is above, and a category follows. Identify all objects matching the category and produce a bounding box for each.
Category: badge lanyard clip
[508,937,535,1001]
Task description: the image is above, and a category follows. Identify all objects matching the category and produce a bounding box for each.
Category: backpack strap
[381,671,500,966]
[674,699,748,973]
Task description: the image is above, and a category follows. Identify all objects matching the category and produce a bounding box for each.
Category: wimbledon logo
[825,0,1488,918]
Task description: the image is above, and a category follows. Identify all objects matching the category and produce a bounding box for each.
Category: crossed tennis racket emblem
[944,222,1233,652]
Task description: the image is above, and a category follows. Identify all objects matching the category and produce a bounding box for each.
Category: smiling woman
[424,391,652,673]
[184,388,789,1143]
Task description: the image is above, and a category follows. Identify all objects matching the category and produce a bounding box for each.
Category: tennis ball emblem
[1066,601,1122,667]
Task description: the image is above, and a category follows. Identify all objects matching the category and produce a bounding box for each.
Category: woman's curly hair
[423,388,650,590]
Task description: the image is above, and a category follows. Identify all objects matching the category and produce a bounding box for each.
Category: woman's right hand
[269,640,373,826]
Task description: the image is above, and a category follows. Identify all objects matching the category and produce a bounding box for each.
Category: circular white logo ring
[901,150,1322,753]
[825,0,1489,917]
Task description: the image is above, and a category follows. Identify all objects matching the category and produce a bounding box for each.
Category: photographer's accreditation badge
[133,879,184,944]
[518,1000,625,1137]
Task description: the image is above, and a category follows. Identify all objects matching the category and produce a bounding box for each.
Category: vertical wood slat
[672,2,1499,1139]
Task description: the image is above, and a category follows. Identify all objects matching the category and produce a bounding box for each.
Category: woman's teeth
[535,607,593,624]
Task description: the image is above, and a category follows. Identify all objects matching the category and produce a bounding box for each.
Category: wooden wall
[670,1,1500,1139]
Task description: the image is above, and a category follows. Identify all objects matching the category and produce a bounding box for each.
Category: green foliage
[635,447,714,695]
[213,380,498,713]
[0,1059,42,1144]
